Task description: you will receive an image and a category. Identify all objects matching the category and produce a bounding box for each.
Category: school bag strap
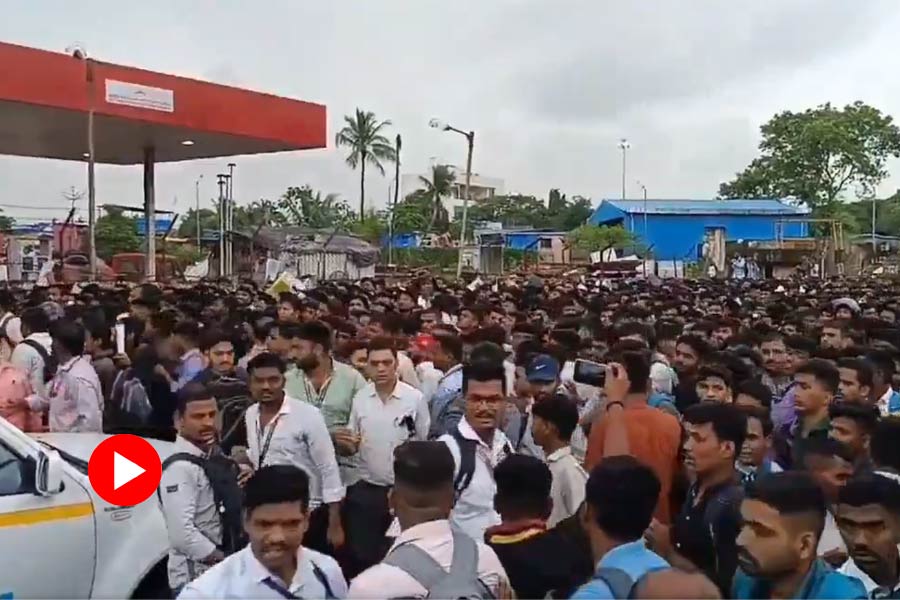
[450,427,477,499]
[591,567,634,599]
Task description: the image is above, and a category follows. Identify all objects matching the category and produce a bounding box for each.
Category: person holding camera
[583,346,682,525]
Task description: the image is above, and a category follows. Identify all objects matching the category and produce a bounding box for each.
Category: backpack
[451,427,512,500]
[119,375,152,423]
[21,338,57,384]
[160,452,248,555]
[591,566,666,599]
[382,528,495,599]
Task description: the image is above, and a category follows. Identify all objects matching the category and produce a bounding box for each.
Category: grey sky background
[2,0,900,224]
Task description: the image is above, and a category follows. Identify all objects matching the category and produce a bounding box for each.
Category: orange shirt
[584,404,682,524]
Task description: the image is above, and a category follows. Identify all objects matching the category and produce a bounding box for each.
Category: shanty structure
[258,227,380,281]
[588,198,811,261]
[0,40,326,279]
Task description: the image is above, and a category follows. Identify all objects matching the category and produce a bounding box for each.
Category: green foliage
[350,211,387,244]
[177,208,218,238]
[392,192,432,234]
[334,108,397,218]
[167,244,206,265]
[466,191,592,231]
[0,210,14,233]
[417,164,455,232]
[567,225,636,253]
[276,186,354,229]
[719,101,900,208]
[95,207,141,259]
[388,247,526,271]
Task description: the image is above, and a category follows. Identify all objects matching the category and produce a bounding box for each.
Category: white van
[0,417,173,598]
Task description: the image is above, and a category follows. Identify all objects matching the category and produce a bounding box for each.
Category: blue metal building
[587,198,811,261]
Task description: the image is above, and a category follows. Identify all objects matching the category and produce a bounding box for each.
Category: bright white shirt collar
[546,446,572,463]
[388,518,452,553]
[243,544,311,588]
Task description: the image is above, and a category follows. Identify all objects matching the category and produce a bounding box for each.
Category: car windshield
[38,441,89,474]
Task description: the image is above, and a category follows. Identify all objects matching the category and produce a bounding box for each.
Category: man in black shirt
[646,403,746,596]
[672,335,709,413]
[485,454,589,599]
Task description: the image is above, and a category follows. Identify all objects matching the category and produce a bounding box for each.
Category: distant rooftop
[597,198,810,216]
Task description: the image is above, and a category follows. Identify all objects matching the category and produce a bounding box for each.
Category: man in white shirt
[244,352,345,555]
[349,441,512,599]
[531,393,587,527]
[409,333,443,406]
[343,336,429,576]
[179,465,347,599]
[11,306,53,400]
[440,359,513,541]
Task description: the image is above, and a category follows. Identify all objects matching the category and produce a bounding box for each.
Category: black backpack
[21,338,58,383]
[451,427,511,500]
[161,452,248,555]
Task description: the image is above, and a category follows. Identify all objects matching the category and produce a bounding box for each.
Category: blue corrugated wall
[618,214,808,260]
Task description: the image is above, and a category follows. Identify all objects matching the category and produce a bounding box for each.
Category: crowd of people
[2,273,900,599]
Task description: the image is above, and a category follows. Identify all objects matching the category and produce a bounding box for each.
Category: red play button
[88,435,163,506]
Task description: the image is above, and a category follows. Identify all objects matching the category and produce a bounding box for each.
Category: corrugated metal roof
[599,198,810,215]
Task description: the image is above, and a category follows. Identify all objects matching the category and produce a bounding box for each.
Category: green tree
[334,108,397,220]
[391,192,432,234]
[350,210,388,244]
[547,194,593,230]
[719,101,900,208]
[95,207,141,259]
[177,208,218,238]
[276,186,354,229]
[234,199,285,230]
[415,164,455,232]
[567,224,636,254]
[0,210,14,232]
[548,188,567,212]
[467,194,548,227]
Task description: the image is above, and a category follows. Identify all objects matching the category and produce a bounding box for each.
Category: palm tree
[335,109,396,220]
[417,164,456,232]
[277,185,353,229]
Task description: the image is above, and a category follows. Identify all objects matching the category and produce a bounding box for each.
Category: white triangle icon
[113,451,146,490]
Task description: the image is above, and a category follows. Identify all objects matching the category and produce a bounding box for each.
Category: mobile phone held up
[573,359,607,388]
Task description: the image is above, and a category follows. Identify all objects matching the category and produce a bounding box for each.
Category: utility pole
[216,174,227,278]
[226,163,235,278]
[390,134,401,266]
[195,175,203,247]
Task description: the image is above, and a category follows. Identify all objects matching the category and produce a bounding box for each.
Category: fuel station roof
[0,41,327,164]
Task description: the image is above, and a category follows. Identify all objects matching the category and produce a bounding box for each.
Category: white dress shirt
[348,519,509,599]
[546,446,588,527]
[245,394,345,509]
[397,352,422,390]
[178,544,347,599]
[415,361,443,406]
[349,379,429,486]
[439,418,513,541]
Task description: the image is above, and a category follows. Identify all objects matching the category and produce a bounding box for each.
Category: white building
[400,165,505,221]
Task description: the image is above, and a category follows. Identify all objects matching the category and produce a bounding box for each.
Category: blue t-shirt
[571,540,669,599]
[732,559,867,599]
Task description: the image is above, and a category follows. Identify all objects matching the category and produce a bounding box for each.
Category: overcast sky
[3,0,900,224]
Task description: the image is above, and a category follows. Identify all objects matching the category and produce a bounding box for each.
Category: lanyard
[256,413,283,466]
[303,374,333,408]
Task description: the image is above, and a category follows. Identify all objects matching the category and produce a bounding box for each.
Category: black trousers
[341,480,392,579]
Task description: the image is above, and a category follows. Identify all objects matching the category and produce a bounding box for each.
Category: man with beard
[732,472,864,599]
[759,332,792,401]
[284,320,366,435]
[837,472,900,598]
[440,357,513,541]
[178,465,347,599]
[243,352,345,556]
[192,328,251,453]
[672,334,709,412]
[646,403,745,595]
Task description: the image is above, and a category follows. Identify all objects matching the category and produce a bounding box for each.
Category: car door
[0,438,95,598]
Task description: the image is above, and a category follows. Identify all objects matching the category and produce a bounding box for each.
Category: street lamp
[430,118,475,279]
[194,175,203,247]
[618,138,630,201]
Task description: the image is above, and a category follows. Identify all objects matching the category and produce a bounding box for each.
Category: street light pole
[226,163,236,278]
[389,134,401,266]
[618,138,630,200]
[638,181,648,239]
[429,118,475,279]
[195,175,203,247]
[216,174,227,278]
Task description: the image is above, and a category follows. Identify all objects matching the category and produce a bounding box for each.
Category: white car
[0,417,174,598]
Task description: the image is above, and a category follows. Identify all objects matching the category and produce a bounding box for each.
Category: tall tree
[334,108,397,220]
[416,164,455,232]
[719,101,900,209]
[276,186,354,229]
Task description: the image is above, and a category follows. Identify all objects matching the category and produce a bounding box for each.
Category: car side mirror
[35,448,64,496]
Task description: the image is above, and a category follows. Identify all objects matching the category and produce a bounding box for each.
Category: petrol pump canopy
[0,41,326,164]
